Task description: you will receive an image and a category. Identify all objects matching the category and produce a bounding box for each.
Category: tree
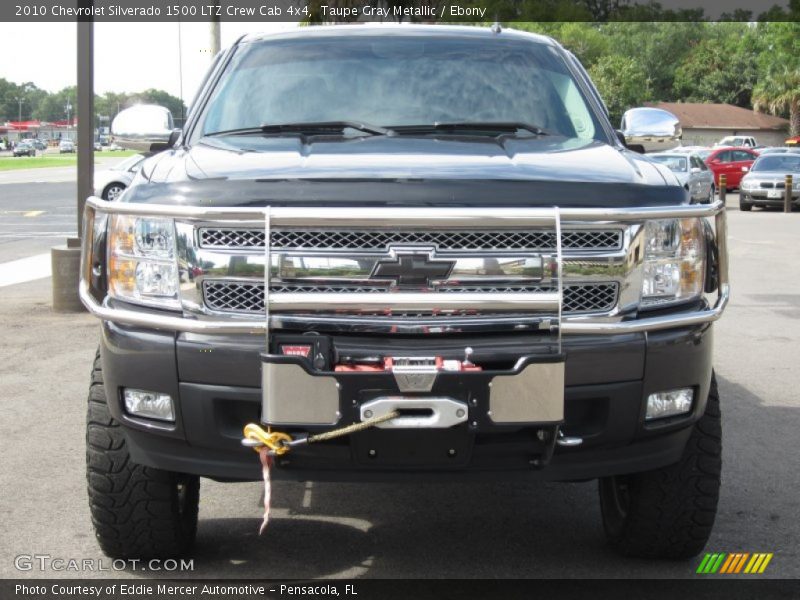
[753,68,800,136]
[33,86,77,123]
[127,89,187,122]
[752,22,800,136]
[589,54,650,126]
[601,22,705,102]
[672,23,759,107]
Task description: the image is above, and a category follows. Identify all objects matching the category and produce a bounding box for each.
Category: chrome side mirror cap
[620,108,682,153]
[111,105,175,152]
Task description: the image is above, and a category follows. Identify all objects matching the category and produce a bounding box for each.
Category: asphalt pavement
[0,179,798,580]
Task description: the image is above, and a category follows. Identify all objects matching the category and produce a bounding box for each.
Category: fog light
[124,389,175,422]
[645,388,694,421]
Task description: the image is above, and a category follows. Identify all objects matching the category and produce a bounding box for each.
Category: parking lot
[1,175,799,579]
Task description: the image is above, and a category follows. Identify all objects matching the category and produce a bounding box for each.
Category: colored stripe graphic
[696,553,713,574]
[700,552,774,574]
[734,553,750,573]
[719,554,736,574]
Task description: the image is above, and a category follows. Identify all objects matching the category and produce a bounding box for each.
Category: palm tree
[753,68,800,137]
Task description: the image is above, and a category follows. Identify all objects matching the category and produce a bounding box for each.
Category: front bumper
[100,320,714,482]
[740,190,800,206]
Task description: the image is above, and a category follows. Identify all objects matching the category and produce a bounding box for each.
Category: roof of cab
[239,24,558,47]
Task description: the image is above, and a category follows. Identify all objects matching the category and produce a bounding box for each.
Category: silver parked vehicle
[92,153,148,201]
[739,153,800,211]
[649,152,715,203]
[756,147,800,156]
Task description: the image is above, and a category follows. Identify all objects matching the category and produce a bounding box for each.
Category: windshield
[197,35,603,142]
[752,155,800,172]
[650,155,687,172]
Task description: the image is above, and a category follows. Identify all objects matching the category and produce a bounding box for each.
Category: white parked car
[93,153,148,201]
[649,152,716,203]
[59,139,75,153]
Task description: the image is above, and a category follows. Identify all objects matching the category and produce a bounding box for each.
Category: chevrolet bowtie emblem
[370,252,455,287]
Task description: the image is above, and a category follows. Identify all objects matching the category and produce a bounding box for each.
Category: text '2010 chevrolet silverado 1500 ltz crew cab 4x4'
[80,25,729,561]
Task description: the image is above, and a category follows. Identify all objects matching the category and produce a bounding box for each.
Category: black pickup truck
[80,25,729,561]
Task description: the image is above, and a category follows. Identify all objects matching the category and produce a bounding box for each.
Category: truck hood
[125,135,686,208]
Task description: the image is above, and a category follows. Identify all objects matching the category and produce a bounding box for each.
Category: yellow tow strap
[242,410,401,456]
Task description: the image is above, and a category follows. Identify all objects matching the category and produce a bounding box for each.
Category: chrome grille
[199,228,621,252]
[203,281,618,315]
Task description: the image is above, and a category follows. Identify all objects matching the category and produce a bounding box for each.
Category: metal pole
[210,3,221,56]
[52,13,92,312]
[77,19,94,237]
[786,175,793,213]
[719,174,726,207]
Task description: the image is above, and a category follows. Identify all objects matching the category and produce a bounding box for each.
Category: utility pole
[65,102,73,128]
[52,12,93,312]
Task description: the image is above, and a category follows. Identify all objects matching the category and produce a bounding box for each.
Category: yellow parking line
[23,210,44,217]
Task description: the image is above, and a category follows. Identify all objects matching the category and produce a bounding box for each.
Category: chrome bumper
[79,197,729,336]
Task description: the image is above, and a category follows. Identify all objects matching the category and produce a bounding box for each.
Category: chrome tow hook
[556,430,583,447]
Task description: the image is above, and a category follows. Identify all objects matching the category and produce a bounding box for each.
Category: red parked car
[704,147,759,189]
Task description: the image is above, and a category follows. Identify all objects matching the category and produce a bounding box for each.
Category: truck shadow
[152,375,797,579]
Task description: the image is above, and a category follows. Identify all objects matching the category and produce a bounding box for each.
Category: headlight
[641,218,705,308]
[740,179,755,191]
[108,215,180,309]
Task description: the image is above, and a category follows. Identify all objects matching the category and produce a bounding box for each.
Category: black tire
[103,183,126,201]
[740,199,753,211]
[86,350,199,559]
[599,374,721,559]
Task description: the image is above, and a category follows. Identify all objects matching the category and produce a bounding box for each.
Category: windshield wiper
[205,121,394,138]
[391,122,550,137]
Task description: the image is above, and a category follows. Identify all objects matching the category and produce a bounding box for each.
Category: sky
[0,22,297,102]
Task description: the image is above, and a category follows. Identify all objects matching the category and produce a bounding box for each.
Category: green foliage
[1,82,186,126]
[673,23,760,107]
[589,54,650,125]
[751,22,800,136]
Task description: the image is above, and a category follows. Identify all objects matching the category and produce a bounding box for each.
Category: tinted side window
[732,150,754,162]
[715,151,732,162]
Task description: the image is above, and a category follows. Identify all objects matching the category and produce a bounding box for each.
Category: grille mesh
[203,281,618,316]
[199,228,621,252]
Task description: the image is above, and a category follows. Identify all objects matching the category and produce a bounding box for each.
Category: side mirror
[111,105,175,152]
[691,167,701,174]
[620,107,682,153]
[741,166,749,172]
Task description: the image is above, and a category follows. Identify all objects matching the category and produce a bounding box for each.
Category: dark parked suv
[79,25,729,561]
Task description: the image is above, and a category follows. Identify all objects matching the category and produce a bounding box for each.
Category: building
[647,102,790,147]
[1,120,77,143]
